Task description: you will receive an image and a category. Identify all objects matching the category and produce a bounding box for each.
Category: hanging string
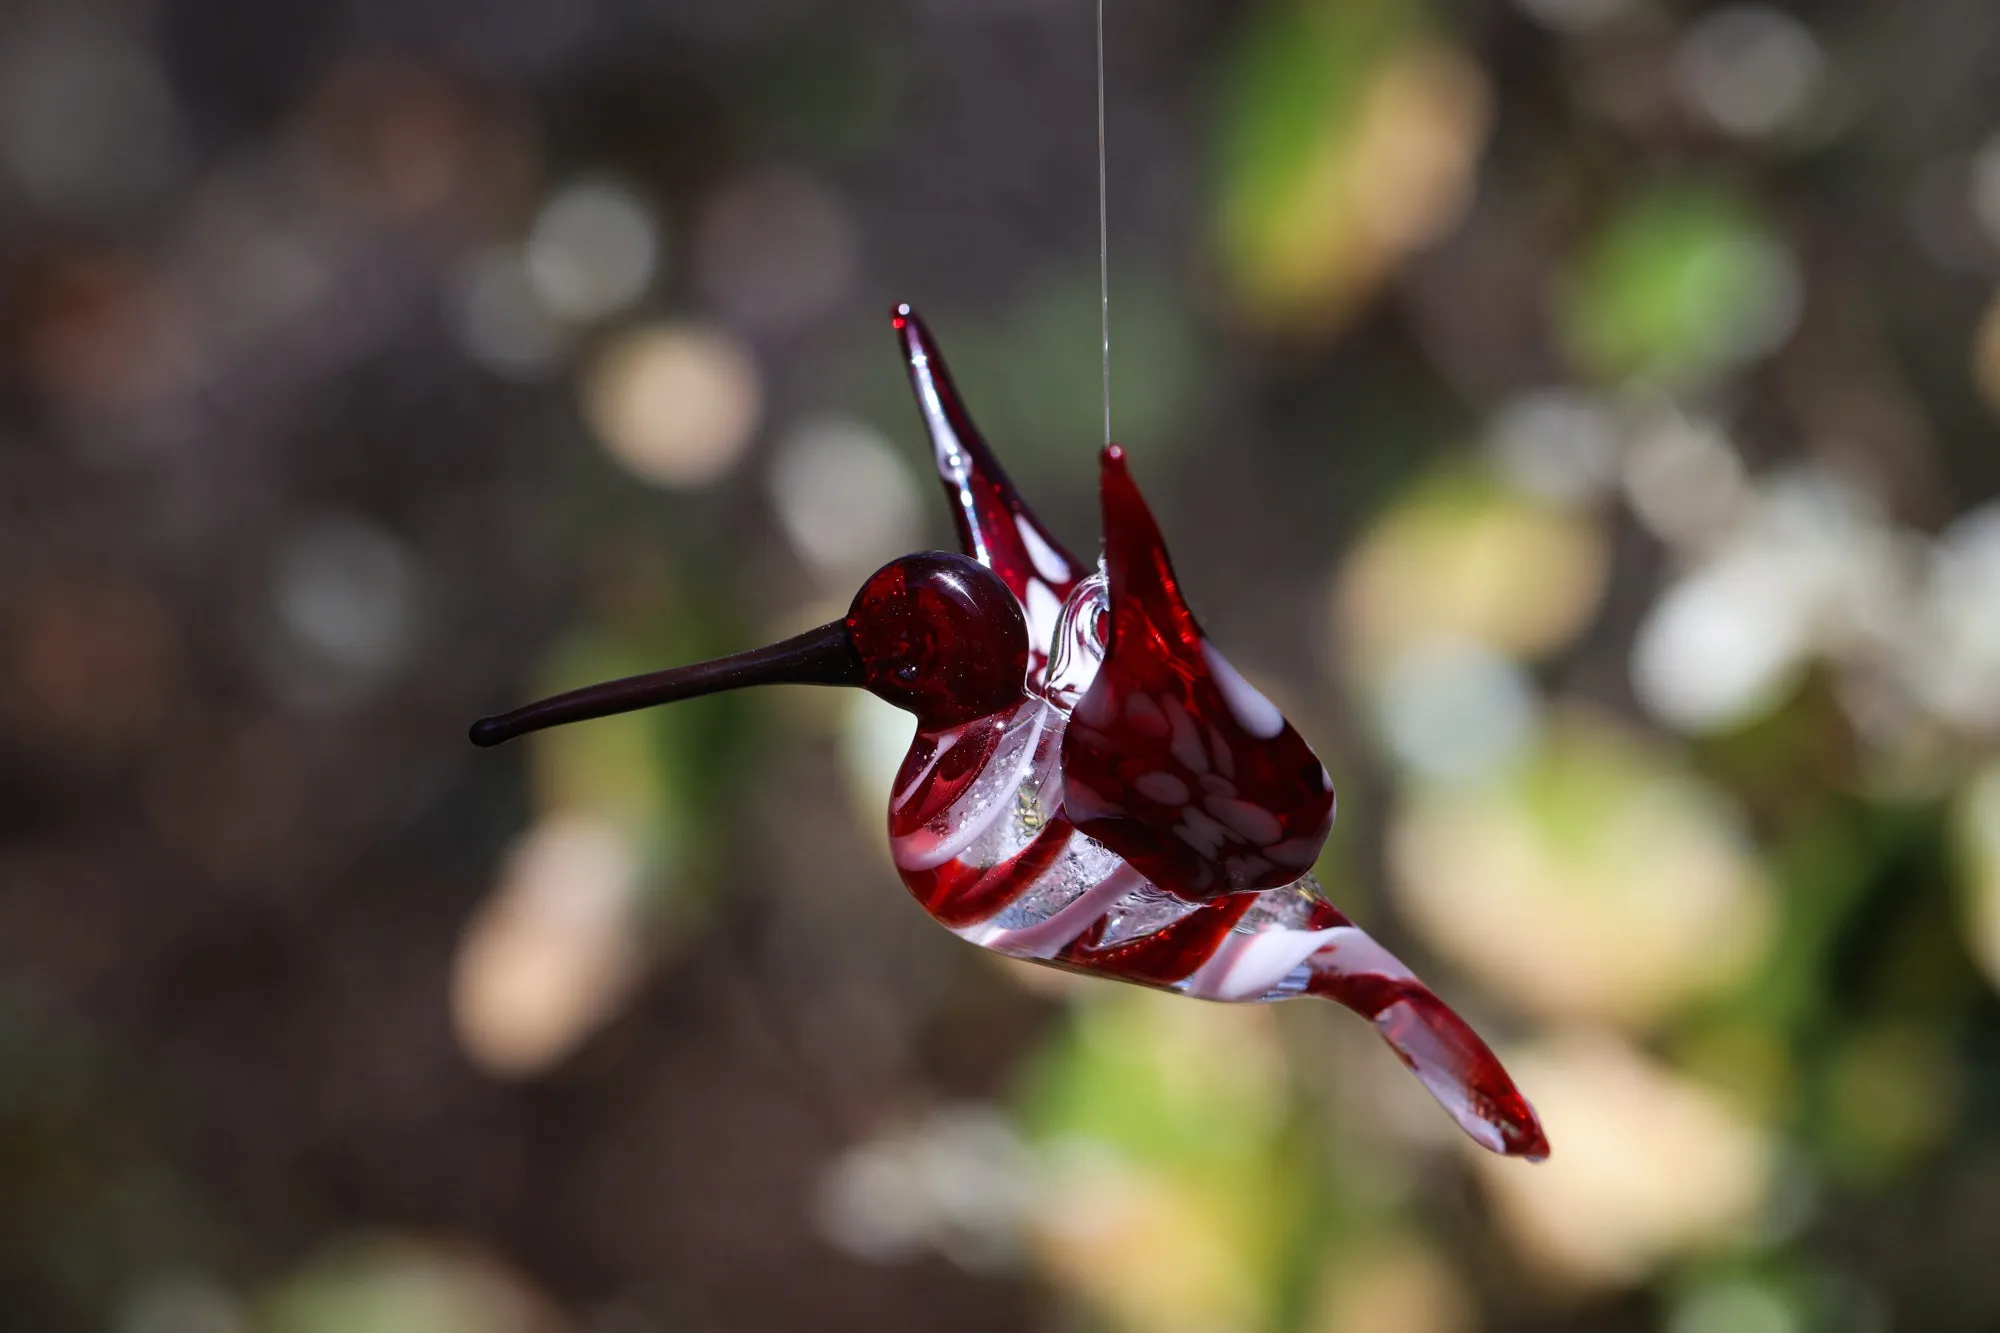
[1097,0,1111,448]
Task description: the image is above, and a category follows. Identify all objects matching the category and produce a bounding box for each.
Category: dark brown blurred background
[8,0,2000,1330]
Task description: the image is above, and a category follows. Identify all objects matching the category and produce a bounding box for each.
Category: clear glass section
[1040,568,1109,715]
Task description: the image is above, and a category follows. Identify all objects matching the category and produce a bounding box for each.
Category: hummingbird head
[469,551,1030,747]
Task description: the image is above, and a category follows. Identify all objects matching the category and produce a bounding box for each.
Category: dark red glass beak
[469,551,1029,746]
[468,621,863,747]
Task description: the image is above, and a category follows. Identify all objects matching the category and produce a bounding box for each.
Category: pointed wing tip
[892,304,949,382]
[1097,443,1132,513]
[1096,440,1162,557]
[889,302,930,352]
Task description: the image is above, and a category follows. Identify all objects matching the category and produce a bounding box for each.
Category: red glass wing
[892,306,1084,666]
[1060,445,1336,900]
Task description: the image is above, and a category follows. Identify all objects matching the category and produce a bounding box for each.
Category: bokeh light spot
[582,323,762,489]
[1470,1033,1775,1287]
[264,514,424,711]
[1672,7,1824,139]
[525,178,660,323]
[769,416,922,583]
[452,813,648,1079]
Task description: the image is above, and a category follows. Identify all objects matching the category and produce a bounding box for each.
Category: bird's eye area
[845,553,1030,727]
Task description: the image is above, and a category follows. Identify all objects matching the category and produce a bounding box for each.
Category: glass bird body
[472,306,1548,1161]
[886,308,1545,1161]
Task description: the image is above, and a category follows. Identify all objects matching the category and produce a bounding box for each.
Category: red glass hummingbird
[472,306,1548,1160]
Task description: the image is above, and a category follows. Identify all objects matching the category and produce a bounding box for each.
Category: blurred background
[5,0,2000,1328]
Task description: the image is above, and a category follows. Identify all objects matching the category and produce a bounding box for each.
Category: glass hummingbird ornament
[472,305,1548,1160]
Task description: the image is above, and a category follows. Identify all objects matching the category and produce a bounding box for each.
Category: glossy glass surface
[846,552,1031,728]
[885,309,1547,1160]
[1061,444,1336,898]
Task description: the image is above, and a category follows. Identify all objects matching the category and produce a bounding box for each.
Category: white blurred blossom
[815,1104,1034,1270]
[1633,467,1906,733]
[1901,504,2000,732]
[1634,547,1818,733]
